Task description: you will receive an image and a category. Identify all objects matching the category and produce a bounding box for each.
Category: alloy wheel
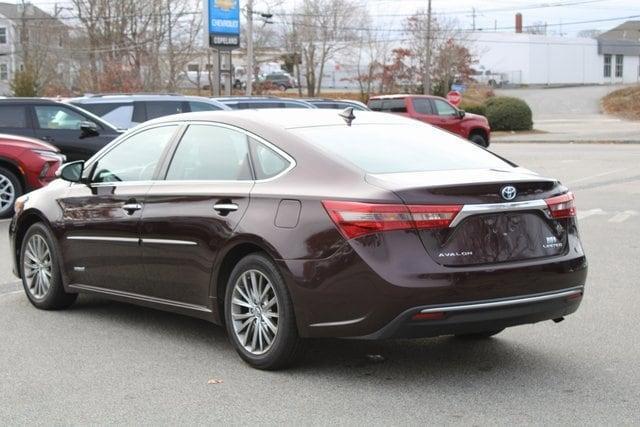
[0,173,15,213]
[230,269,280,355]
[23,234,53,300]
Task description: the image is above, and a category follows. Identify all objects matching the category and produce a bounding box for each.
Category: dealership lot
[0,142,638,425]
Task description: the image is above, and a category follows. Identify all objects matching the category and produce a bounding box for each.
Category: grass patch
[602,86,640,120]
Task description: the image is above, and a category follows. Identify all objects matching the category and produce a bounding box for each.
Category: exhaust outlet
[553,317,565,323]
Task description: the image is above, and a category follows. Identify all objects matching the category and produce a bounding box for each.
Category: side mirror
[80,121,99,136]
[458,109,466,119]
[56,161,85,183]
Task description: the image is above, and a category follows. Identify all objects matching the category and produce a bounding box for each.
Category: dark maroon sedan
[9,110,587,370]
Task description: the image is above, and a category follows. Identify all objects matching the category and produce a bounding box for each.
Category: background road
[494,85,640,142]
[1,143,639,425]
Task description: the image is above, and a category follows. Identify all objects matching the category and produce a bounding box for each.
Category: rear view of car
[0,134,64,217]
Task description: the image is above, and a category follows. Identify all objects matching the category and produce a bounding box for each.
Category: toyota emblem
[501,185,517,201]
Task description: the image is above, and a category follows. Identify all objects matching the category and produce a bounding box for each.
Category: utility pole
[423,0,432,95]
[471,7,476,31]
[245,0,254,96]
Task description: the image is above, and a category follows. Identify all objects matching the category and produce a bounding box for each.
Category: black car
[0,98,122,161]
[263,73,296,91]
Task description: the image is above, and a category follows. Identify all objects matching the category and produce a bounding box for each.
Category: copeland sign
[204,0,240,48]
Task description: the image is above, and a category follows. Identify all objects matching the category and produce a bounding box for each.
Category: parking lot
[1,142,639,425]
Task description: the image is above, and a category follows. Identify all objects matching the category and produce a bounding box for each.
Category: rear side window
[145,101,185,120]
[368,100,382,111]
[412,99,433,114]
[237,102,284,109]
[166,125,252,181]
[283,102,309,109]
[384,99,407,113]
[250,138,290,180]
[0,105,27,128]
[291,124,511,174]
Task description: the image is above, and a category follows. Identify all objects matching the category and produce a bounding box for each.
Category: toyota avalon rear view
[10,109,587,370]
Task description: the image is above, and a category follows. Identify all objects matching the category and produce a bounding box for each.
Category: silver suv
[68,94,230,129]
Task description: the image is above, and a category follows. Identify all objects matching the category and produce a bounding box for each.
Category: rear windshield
[291,124,511,174]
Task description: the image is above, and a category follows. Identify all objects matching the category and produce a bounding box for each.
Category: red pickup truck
[368,95,491,147]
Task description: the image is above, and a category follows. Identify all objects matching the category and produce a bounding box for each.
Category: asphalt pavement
[493,85,640,143]
[1,143,639,425]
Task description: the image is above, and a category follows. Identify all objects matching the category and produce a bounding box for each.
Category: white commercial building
[469,20,640,86]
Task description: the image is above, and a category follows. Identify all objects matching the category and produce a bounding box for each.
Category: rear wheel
[20,223,77,310]
[0,166,22,218]
[224,253,304,370]
[469,132,489,148]
[455,329,504,339]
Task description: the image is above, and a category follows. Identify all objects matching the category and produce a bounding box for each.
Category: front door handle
[122,203,143,214]
[214,203,239,214]
[40,136,54,142]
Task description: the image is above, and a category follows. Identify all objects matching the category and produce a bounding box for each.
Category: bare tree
[286,0,363,96]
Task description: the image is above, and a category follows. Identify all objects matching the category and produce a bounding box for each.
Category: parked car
[369,95,491,147]
[0,133,65,218]
[262,73,297,91]
[0,98,122,161]
[214,96,316,110]
[10,109,586,370]
[470,68,507,88]
[304,98,371,111]
[68,94,231,130]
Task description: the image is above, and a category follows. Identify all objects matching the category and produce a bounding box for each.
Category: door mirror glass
[80,121,99,136]
[57,161,84,182]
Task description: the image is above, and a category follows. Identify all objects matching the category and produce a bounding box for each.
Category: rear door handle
[214,203,239,213]
[122,203,143,214]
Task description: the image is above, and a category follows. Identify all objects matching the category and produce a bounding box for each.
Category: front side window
[34,105,94,130]
[0,28,6,44]
[604,54,612,77]
[615,54,624,78]
[188,101,220,112]
[91,125,178,183]
[433,99,458,116]
[0,63,7,81]
[0,105,27,128]
[166,125,252,181]
[250,138,290,180]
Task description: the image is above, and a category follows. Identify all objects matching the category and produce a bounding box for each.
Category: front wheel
[470,133,489,148]
[224,253,304,370]
[20,223,77,310]
[0,167,22,218]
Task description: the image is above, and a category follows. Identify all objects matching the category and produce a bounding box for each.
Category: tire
[20,223,77,310]
[470,133,489,148]
[0,166,23,219]
[224,253,304,370]
[455,329,504,340]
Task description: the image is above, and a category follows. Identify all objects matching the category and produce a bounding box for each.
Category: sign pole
[204,0,240,97]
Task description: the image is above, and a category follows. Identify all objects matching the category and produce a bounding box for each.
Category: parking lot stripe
[608,211,639,223]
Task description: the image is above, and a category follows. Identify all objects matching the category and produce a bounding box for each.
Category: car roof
[148,108,415,130]
[69,94,225,103]
[0,97,60,104]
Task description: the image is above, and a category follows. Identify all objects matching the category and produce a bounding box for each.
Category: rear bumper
[356,286,583,339]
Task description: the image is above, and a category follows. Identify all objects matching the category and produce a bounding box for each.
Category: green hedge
[459,101,486,117]
[484,96,533,131]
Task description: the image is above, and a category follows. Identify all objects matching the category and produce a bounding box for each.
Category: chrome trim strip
[450,199,548,227]
[419,287,584,314]
[67,236,139,243]
[141,238,197,246]
[309,317,366,328]
[213,203,239,212]
[68,284,212,313]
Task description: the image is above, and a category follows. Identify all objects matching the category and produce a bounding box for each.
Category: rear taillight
[322,201,461,239]
[545,192,576,219]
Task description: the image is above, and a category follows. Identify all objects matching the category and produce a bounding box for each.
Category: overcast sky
[29,0,640,37]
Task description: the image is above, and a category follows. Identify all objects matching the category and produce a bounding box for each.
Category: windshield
[291,124,513,174]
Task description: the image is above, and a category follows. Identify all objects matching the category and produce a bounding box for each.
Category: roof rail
[84,92,183,98]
